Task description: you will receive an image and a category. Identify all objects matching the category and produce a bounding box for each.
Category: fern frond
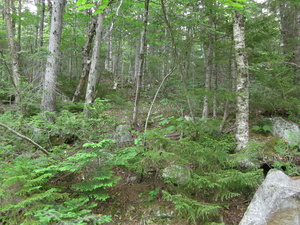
[163,191,220,224]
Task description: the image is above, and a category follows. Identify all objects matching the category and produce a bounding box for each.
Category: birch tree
[233,10,250,150]
[41,0,66,118]
[72,17,97,103]
[84,9,105,116]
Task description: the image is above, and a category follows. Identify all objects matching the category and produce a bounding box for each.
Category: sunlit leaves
[75,0,109,14]
[220,0,247,8]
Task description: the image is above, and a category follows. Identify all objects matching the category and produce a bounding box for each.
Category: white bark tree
[202,41,212,119]
[72,17,97,103]
[41,0,66,118]
[84,10,105,116]
[233,11,250,150]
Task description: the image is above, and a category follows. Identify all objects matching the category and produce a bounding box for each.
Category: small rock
[154,210,174,218]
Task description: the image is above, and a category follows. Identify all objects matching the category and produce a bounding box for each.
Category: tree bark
[41,0,66,119]
[38,0,46,47]
[202,41,212,119]
[233,11,250,150]
[84,10,105,116]
[133,0,150,130]
[72,17,97,102]
[4,0,21,103]
[295,4,300,83]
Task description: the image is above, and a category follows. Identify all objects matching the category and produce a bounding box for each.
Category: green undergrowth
[111,116,263,224]
[0,100,118,224]
[2,100,292,224]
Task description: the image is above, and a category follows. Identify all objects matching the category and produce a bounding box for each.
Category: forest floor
[95,166,251,225]
[90,102,257,224]
[2,94,293,224]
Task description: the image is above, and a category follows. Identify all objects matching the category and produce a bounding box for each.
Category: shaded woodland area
[0,0,299,224]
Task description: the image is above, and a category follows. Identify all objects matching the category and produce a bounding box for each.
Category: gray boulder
[269,117,300,144]
[162,165,190,185]
[239,169,300,225]
[114,124,133,145]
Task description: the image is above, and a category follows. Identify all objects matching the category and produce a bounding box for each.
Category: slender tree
[41,0,66,118]
[38,0,46,47]
[84,9,105,116]
[4,0,21,103]
[133,0,150,129]
[72,17,97,102]
[233,10,250,150]
[202,39,212,118]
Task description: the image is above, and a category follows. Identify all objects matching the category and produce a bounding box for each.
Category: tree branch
[0,122,50,155]
[144,64,178,134]
[284,61,300,68]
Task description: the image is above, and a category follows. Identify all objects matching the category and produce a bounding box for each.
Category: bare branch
[284,61,300,68]
[0,122,50,155]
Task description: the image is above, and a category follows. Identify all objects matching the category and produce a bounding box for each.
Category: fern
[163,191,221,224]
[33,197,112,224]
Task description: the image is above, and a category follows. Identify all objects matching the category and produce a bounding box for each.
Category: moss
[262,138,281,158]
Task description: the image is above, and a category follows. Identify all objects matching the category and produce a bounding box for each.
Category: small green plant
[252,124,271,133]
[273,139,300,175]
[148,188,159,202]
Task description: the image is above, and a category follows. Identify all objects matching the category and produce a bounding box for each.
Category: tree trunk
[295,5,300,83]
[38,0,46,47]
[202,41,212,119]
[84,11,105,116]
[233,11,250,150]
[134,35,141,80]
[17,0,21,51]
[133,0,150,130]
[41,0,66,119]
[4,0,21,103]
[72,17,97,102]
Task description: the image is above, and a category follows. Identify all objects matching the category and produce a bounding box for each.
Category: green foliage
[163,191,221,224]
[0,109,118,224]
[111,116,262,224]
[0,141,116,224]
[252,124,271,133]
[273,139,300,175]
[85,98,112,118]
[148,188,159,202]
[34,198,112,224]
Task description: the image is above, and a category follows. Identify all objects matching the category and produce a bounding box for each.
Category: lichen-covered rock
[269,117,300,144]
[239,169,300,225]
[114,124,133,145]
[162,165,190,185]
